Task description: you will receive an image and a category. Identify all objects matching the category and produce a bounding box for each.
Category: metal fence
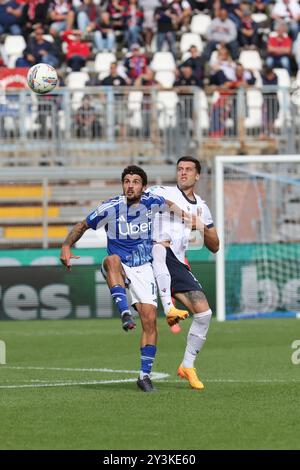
[0,85,298,166]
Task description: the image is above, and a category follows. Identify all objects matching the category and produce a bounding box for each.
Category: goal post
[215,155,300,321]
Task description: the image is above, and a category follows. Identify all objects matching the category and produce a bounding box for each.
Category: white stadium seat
[156,91,179,129]
[179,33,203,54]
[190,14,212,37]
[155,71,175,89]
[195,89,209,132]
[245,89,263,129]
[128,91,143,129]
[150,52,176,72]
[94,52,116,79]
[251,13,268,24]
[65,72,89,109]
[274,69,291,128]
[3,35,26,68]
[239,50,263,72]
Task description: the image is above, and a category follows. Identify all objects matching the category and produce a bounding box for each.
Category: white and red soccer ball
[27,63,58,94]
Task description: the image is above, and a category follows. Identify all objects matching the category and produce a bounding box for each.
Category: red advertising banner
[0,68,28,89]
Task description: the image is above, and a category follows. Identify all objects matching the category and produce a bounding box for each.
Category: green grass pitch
[0,317,299,450]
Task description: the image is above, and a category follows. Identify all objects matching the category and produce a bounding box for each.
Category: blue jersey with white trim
[86,193,166,267]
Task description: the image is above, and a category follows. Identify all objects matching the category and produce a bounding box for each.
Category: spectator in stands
[101,62,128,85]
[92,11,116,52]
[266,21,292,74]
[134,65,158,86]
[154,0,179,58]
[174,64,202,133]
[76,0,101,36]
[0,0,23,35]
[123,0,144,49]
[21,0,49,38]
[187,0,213,13]
[209,44,236,81]
[222,0,244,28]
[175,63,203,87]
[238,9,259,48]
[74,94,101,138]
[252,0,270,16]
[260,65,279,138]
[124,43,148,83]
[171,0,192,31]
[49,0,75,37]
[203,8,239,60]
[180,45,205,82]
[271,0,300,41]
[61,29,91,71]
[139,0,160,51]
[16,27,60,67]
[107,0,127,33]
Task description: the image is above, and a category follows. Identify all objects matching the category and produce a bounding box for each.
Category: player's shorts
[101,261,157,307]
[165,247,203,294]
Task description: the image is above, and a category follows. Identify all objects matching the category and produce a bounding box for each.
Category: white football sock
[182,309,212,368]
[152,244,173,315]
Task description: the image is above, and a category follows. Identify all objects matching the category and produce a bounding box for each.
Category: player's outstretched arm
[204,226,219,253]
[60,219,89,270]
[164,199,192,226]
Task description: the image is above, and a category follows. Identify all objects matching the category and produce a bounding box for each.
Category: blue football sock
[110,285,130,316]
[140,344,157,378]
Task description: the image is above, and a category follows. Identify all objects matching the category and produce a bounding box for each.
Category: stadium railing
[0,85,297,167]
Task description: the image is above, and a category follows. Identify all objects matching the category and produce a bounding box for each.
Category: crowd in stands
[1,1,300,79]
[0,0,300,139]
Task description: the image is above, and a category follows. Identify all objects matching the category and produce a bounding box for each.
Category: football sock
[110,285,130,316]
[140,344,157,379]
[182,309,212,368]
[152,244,172,314]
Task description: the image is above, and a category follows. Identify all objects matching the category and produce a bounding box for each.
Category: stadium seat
[251,13,268,24]
[42,34,54,43]
[239,50,263,72]
[195,89,209,132]
[65,72,89,109]
[179,33,203,54]
[155,71,175,88]
[94,52,116,79]
[274,69,291,129]
[244,89,263,129]
[274,68,291,88]
[190,14,211,37]
[150,52,176,72]
[128,91,143,129]
[3,35,26,68]
[156,91,179,129]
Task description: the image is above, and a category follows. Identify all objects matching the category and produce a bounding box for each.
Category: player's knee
[104,254,121,271]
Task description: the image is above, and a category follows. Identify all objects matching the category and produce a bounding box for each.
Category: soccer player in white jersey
[60,165,190,392]
[149,156,219,390]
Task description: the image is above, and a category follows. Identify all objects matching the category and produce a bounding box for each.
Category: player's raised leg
[175,290,212,390]
[135,303,158,392]
[152,243,189,331]
[102,254,136,331]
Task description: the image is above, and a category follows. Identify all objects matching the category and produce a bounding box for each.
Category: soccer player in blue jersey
[60,165,188,392]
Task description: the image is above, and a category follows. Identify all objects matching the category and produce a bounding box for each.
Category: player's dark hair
[177,156,201,174]
[121,165,148,186]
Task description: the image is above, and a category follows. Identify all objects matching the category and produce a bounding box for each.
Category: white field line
[0,366,169,389]
[1,366,300,389]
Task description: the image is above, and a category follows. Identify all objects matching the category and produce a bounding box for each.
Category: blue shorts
[165,248,203,294]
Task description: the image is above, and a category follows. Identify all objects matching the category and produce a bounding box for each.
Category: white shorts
[101,261,157,307]
[122,262,157,307]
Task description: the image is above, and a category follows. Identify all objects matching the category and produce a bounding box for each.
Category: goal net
[215,155,300,321]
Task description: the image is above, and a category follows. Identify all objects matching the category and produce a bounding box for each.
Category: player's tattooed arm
[63,220,89,247]
[60,220,89,270]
